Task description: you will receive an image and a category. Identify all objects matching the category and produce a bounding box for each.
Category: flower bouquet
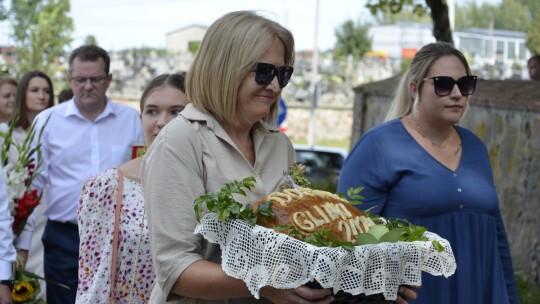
[193,165,456,302]
[0,111,50,303]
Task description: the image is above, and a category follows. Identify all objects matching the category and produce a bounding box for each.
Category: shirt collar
[180,103,280,136]
[64,97,116,121]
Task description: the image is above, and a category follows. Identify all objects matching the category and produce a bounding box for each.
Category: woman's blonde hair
[385,42,472,121]
[186,10,295,125]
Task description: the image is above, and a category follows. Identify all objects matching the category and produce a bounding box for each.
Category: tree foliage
[9,0,73,77]
[0,2,7,20]
[527,10,540,55]
[333,20,372,62]
[373,5,431,25]
[455,0,530,32]
[518,0,540,19]
[84,35,97,46]
[366,0,453,44]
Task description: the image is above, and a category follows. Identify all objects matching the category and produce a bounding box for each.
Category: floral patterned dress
[76,168,154,304]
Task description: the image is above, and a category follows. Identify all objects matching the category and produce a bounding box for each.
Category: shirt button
[457,188,462,192]
[453,173,457,177]
[459,205,464,209]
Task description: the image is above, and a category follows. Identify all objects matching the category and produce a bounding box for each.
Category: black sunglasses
[254,62,294,88]
[423,75,477,96]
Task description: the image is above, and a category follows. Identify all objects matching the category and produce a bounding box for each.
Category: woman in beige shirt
[142,10,334,304]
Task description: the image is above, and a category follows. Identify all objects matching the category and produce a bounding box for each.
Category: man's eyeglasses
[423,75,477,97]
[70,76,108,86]
[254,62,294,88]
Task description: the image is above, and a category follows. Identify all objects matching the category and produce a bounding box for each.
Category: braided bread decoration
[254,188,376,243]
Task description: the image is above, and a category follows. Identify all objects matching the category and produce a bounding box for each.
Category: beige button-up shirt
[142,104,295,303]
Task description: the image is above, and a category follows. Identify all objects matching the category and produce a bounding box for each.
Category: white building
[368,23,532,78]
[368,23,435,59]
[166,24,207,54]
[455,28,530,66]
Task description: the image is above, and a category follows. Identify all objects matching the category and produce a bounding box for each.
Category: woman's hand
[395,285,418,304]
[260,285,334,304]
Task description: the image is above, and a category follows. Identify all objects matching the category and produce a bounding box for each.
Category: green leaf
[192,176,271,225]
[356,233,379,245]
[432,240,445,252]
[255,201,276,218]
[379,227,406,243]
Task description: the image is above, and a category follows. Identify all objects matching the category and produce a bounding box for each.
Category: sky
[1,0,502,52]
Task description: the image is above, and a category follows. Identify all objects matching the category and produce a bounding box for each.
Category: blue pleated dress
[337,119,519,304]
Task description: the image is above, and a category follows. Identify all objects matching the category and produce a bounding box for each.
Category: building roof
[166,24,208,36]
[455,28,527,39]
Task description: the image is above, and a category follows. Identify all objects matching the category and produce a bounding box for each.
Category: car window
[295,150,344,169]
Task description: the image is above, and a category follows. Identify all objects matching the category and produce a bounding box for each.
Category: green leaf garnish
[338,186,365,205]
[288,163,311,188]
[356,233,379,245]
[195,178,445,253]
[194,176,264,225]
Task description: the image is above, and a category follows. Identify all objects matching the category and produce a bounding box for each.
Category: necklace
[409,116,452,149]
[453,144,462,156]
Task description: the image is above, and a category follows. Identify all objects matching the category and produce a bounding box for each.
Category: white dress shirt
[16,98,143,250]
[0,165,15,280]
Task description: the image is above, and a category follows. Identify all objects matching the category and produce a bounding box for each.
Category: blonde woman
[338,42,518,304]
[141,10,344,304]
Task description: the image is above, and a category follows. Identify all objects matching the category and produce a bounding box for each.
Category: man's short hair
[69,45,110,75]
[528,54,540,64]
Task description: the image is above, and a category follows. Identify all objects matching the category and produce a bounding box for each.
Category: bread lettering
[254,188,375,244]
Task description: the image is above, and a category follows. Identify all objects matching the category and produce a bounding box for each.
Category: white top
[0,164,15,280]
[17,98,143,249]
[77,168,154,304]
[0,124,26,277]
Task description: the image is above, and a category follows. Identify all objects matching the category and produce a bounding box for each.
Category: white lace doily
[194,213,456,300]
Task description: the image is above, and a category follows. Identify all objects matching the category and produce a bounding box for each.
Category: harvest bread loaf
[253,188,376,243]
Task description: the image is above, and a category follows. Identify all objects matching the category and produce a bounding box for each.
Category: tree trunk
[426,0,454,45]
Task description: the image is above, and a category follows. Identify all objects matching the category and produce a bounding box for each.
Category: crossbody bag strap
[109,168,124,304]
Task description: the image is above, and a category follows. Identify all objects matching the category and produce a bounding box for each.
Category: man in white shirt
[17,45,144,303]
[0,165,15,304]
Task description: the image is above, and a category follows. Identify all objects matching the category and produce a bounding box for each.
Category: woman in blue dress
[338,42,519,304]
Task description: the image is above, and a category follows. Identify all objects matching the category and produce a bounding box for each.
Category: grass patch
[516,275,540,304]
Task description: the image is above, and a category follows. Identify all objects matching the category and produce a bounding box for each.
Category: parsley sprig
[194,176,275,226]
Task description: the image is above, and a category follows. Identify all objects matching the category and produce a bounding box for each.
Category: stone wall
[350,76,540,284]
[285,103,353,145]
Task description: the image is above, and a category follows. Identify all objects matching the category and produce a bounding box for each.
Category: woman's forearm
[170,259,253,300]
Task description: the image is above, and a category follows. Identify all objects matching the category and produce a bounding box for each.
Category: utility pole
[308,0,320,147]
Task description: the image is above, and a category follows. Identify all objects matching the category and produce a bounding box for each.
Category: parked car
[293,145,348,190]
